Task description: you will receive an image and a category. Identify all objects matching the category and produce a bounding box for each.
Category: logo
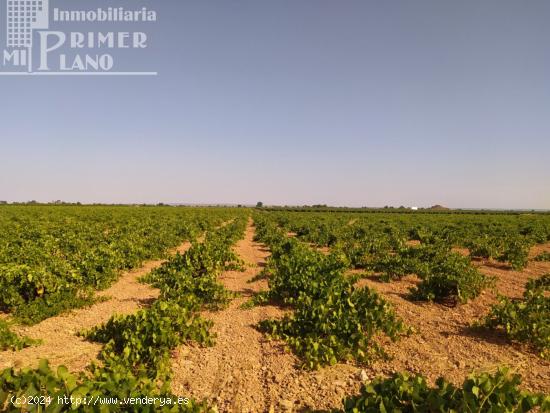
[2,0,158,76]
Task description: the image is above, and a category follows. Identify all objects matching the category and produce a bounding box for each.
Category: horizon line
[1,202,548,212]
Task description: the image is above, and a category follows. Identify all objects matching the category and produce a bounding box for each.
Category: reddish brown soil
[2,223,548,412]
[0,240,195,372]
[352,246,550,396]
[171,221,367,412]
[171,227,548,412]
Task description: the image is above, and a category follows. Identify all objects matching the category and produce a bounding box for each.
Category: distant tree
[0,201,7,205]
[256,201,264,208]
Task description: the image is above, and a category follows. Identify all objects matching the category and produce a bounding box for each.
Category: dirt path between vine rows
[0,239,199,373]
[352,243,550,395]
[171,220,370,413]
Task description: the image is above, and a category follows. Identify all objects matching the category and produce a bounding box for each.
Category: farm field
[0,205,549,412]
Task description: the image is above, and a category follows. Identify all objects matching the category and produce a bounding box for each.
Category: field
[0,205,549,412]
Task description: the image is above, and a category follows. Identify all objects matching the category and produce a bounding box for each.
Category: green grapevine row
[335,368,549,412]
[0,206,240,324]
[0,217,247,412]
[252,215,407,369]
[480,274,550,360]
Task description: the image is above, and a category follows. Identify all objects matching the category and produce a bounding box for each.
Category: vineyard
[0,205,549,412]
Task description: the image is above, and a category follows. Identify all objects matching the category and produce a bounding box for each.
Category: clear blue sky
[1,0,549,209]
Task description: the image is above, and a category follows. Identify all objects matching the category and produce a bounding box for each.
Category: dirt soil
[353,245,550,396]
[171,221,368,412]
[0,240,195,373]
[173,225,549,412]
[2,222,549,412]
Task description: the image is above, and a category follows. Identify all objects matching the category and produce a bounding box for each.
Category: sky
[0,0,549,209]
